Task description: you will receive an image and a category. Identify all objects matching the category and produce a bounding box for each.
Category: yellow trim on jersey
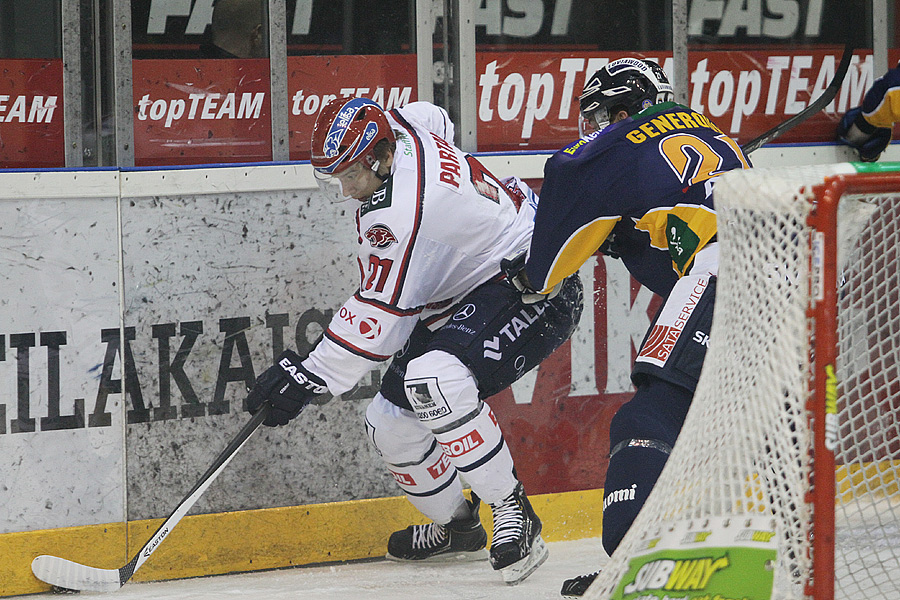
[865,86,900,128]
[633,204,717,276]
[541,216,620,293]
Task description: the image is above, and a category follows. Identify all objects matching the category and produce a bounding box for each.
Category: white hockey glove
[500,249,561,305]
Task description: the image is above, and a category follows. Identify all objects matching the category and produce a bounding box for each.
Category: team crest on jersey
[364,224,397,249]
[666,214,701,273]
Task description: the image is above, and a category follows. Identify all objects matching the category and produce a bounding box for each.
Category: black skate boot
[488,481,549,584]
[386,496,488,562]
[560,570,601,597]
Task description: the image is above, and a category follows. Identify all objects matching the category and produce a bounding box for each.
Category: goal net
[584,164,900,600]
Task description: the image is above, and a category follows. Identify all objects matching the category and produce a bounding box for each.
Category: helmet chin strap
[364,153,390,182]
[371,154,395,182]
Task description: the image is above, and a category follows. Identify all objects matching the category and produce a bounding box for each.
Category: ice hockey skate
[488,481,549,584]
[386,496,488,562]
[560,570,600,597]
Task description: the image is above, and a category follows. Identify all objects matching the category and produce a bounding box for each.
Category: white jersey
[304,102,536,395]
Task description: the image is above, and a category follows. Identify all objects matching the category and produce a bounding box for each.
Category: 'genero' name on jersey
[626,111,723,144]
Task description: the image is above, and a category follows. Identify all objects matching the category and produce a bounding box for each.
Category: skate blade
[499,535,549,585]
[385,548,489,563]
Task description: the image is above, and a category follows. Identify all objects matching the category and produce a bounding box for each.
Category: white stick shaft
[30,407,269,592]
[132,429,253,574]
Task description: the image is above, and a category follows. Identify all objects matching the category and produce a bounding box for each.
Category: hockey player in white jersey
[244,97,583,585]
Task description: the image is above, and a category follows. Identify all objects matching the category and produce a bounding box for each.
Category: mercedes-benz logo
[453,303,476,321]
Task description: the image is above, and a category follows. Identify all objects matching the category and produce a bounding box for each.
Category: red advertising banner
[0,59,64,169]
[287,54,418,160]
[475,48,875,152]
[279,49,875,158]
[132,59,272,166]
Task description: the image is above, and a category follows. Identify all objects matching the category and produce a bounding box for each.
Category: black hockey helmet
[579,58,674,135]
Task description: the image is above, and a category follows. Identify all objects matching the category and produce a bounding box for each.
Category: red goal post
[584,164,900,600]
[809,169,900,600]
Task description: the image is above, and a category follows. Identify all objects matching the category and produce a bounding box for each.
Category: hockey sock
[432,402,516,505]
[601,444,669,555]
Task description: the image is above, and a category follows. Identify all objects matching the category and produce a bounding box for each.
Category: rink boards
[0,145,871,596]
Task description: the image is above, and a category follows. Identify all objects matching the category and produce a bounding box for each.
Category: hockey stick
[31,404,271,592]
[741,42,854,154]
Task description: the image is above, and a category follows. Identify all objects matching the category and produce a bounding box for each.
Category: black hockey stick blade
[31,404,270,592]
[741,42,855,154]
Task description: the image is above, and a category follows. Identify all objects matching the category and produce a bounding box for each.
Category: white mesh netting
[585,164,900,600]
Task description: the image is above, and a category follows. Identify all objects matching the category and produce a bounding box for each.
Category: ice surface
[28,537,608,600]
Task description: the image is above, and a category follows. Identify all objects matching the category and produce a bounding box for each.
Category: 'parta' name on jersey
[626,111,723,144]
[431,132,462,189]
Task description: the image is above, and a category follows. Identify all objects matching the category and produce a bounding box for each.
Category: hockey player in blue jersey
[837,62,900,162]
[506,58,751,597]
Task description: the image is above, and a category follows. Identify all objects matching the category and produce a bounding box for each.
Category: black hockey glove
[501,249,561,304]
[837,107,892,162]
[246,349,329,427]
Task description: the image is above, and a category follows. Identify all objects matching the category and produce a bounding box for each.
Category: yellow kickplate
[0,522,127,596]
[1,488,604,596]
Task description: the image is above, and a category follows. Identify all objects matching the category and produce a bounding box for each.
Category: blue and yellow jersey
[860,64,900,128]
[525,102,750,297]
